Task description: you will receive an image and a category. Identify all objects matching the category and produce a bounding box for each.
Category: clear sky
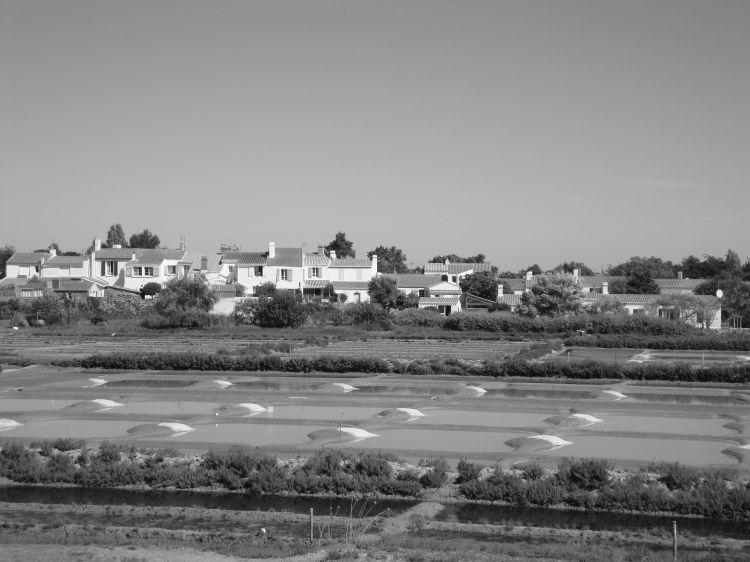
[1,0,748,271]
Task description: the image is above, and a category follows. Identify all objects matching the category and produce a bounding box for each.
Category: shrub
[520,462,545,481]
[556,458,612,491]
[97,441,124,464]
[645,461,701,491]
[456,458,483,483]
[419,457,449,488]
[391,308,445,328]
[253,291,305,328]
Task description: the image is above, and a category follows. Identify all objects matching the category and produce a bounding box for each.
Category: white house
[423,260,494,284]
[4,251,50,278]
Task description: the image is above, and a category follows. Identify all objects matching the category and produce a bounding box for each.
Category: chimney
[201,256,208,271]
[526,270,533,281]
[317,244,325,256]
[179,238,185,252]
[445,259,450,265]
[678,270,683,280]
[371,254,377,272]
[497,283,504,297]
[131,252,136,261]
[573,268,580,280]
[602,281,609,295]
[330,250,336,261]
[95,239,102,251]
[268,242,276,259]
[49,247,57,257]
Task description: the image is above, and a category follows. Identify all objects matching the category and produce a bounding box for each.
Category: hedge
[564,334,750,351]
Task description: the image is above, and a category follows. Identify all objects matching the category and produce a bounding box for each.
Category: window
[309,267,321,278]
[144,267,154,276]
[133,266,143,276]
[418,289,426,297]
[280,269,289,281]
[254,266,263,276]
[228,265,236,273]
[452,276,458,283]
[166,265,177,275]
[105,261,116,276]
[20,289,33,298]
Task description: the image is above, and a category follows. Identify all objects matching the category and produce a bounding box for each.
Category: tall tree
[609,256,675,279]
[0,245,15,279]
[459,272,498,301]
[129,229,161,249]
[517,273,584,318]
[553,261,594,276]
[325,231,355,258]
[524,264,543,276]
[368,245,408,273]
[625,266,661,294]
[104,224,128,248]
[430,253,486,263]
[367,276,399,310]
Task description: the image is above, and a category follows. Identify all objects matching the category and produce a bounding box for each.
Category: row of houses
[0,242,722,328]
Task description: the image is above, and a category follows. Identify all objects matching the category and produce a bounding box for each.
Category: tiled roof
[6,252,50,265]
[584,293,721,306]
[180,252,223,273]
[44,255,86,267]
[578,275,624,287]
[497,295,522,306]
[424,262,493,274]
[222,252,267,266]
[54,280,95,292]
[328,257,372,268]
[266,247,303,267]
[303,280,370,291]
[656,278,707,290]
[95,248,135,260]
[303,254,330,266]
[419,297,460,306]
[133,249,184,262]
[384,274,443,288]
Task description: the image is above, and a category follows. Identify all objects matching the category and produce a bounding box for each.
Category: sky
[1,0,749,271]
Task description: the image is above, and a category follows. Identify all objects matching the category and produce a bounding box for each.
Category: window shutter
[101,261,105,276]
[288,269,293,282]
[153,266,160,277]
[126,267,133,276]
[114,262,119,276]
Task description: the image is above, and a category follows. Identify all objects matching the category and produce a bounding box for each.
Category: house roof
[54,280,96,292]
[303,280,369,291]
[6,252,50,265]
[44,255,85,267]
[180,252,223,273]
[132,249,184,262]
[384,274,443,289]
[222,252,268,266]
[328,257,372,268]
[583,293,721,306]
[656,278,707,291]
[266,247,303,267]
[424,262,493,274]
[419,296,460,306]
[498,294,522,306]
[303,254,330,266]
[578,275,625,287]
[95,248,136,260]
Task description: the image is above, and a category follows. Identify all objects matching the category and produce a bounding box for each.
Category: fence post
[673,520,677,561]
[310,508,314,544]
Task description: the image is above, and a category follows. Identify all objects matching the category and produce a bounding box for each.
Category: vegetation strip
[1,441,748,521]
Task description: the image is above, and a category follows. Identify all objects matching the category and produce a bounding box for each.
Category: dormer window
[309,267,321,278]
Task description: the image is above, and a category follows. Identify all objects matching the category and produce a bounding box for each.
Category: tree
[395,292,420,310]
[140,282,162,299]
[129,229,160,249]
[368,245,408,273]
[104,224,128,248]
[430,253,486,263]
[524,264,543,276]
[655,294,721,329]
[553,261,594,276]
[459,272,498,301]
[588,295,626,315]
[0,245,15,279]
[517,273,584,317]
[625,266,660,294]
[253,290,305,328]
[153,275,217,327]
[325,231,355,258]
[254,282,277,298]
[368,277,399,311]
[609,256,675,279]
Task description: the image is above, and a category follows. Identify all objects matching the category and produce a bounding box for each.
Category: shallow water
[436,503,749,539]
[0,398,76,411]
[592,415,729,436]
[542,435,736,465]
[0,486,415,516]
[353,429,519,454]
[147,423,324,446]
[104,379,197,388]
[412,410,547,428]
[116,401,223,416]
[3,419,139,439]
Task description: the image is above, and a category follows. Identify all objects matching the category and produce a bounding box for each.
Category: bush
[419,457,449,488]
[645,461,701,491]
[253,291,305,328]
[391,308,445,328]
[456,458,482,483]
[556,458,612,491]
